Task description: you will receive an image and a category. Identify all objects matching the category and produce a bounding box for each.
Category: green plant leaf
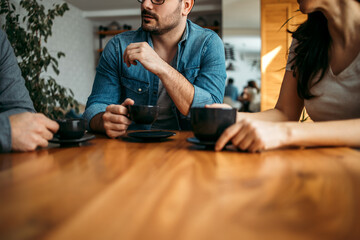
[0,0,78,119]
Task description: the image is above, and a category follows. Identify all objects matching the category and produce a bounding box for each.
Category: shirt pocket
[180,67,200,84]
[120,76,150,104]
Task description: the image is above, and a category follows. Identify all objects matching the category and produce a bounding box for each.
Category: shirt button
[153,91,157,95]
[138,88,142,92]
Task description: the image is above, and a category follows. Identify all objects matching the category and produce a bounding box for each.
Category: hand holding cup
[102,98,134,138]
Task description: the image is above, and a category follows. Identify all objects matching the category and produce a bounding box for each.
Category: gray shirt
[0,29,35,152]
[151,55,179,130]
[151,30,188,131]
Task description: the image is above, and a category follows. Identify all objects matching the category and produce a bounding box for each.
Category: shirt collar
[179,20,189,44]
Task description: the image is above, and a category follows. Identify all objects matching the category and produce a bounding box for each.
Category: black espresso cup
[56,118,87,139]
[190,107,237,141]
[128,105,160,125]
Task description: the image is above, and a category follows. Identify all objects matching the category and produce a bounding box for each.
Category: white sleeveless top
[286,39,360,121]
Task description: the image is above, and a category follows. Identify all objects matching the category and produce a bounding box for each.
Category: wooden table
[1,131,360,240]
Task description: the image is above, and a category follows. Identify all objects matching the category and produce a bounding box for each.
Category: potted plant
[0,0,79,119]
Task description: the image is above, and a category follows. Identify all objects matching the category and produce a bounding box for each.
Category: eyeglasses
[137,0,166,5]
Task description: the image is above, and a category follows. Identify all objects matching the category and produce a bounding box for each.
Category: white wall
[46,1,96,105]
[3,0,96,106]
[222,0,261,103]
[224,36,261,93]
[223,0,260,30]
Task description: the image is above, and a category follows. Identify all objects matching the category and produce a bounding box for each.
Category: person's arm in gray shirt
[0,30,60,152]
[0,29,35,152]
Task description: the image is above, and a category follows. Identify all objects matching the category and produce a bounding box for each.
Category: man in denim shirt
[84,0,226,138]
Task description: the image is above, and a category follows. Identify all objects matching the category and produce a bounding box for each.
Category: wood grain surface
[1,131,360,240]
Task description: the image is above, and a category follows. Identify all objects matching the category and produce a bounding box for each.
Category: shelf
[98,30,128,36]
[204,26,220,31]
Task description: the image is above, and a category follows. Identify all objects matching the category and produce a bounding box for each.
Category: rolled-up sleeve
[83,39,121,130]
[0,116,11,152]
[191,34,226,107]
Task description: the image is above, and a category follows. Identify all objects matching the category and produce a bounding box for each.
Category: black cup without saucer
[128,105,160,125]
[56,118,87,140]
[190,107,237,142]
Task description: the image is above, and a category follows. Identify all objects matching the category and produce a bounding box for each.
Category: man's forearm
[89,112,105,133]
[157,64,194,116]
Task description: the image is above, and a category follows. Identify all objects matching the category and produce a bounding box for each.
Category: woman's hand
[215,119,290,152]
[205,103,232,109]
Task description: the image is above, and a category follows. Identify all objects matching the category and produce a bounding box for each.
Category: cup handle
[126,105,131,119]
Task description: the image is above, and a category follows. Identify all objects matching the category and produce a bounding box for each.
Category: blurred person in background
[224,78,240,109]
[237,80,260,112]
[224,78,239,102]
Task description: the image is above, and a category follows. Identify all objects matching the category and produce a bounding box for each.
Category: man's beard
[141,5,182,35]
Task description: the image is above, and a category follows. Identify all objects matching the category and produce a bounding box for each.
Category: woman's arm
[285,119,360,147]
[215,118,360,152]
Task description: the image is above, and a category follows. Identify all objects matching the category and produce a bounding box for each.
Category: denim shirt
[84,20,226,131]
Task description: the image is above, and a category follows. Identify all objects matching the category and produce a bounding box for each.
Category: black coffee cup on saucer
[190,107,237,142]
[128,105,160,125]
[56,118,87,139]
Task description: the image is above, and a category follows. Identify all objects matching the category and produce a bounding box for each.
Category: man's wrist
[156,61,173,79]
[90,112,105,133]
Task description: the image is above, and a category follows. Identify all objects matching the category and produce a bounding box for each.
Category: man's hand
[10,112,59,152]
[123,42,167,75]
[102,98,134,138]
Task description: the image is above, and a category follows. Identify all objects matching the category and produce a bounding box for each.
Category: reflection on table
[1,131,360,240]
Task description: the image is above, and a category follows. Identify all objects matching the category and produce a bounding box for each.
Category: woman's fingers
[215,123,242,151]
[248,138,264,153]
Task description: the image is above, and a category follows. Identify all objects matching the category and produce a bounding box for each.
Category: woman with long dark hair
[213,0,360,152]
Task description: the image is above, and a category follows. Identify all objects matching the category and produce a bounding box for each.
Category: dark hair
[290,0,360,99]
[247,80,260,93]
[289,11,330,99]
[228,78,234,84]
